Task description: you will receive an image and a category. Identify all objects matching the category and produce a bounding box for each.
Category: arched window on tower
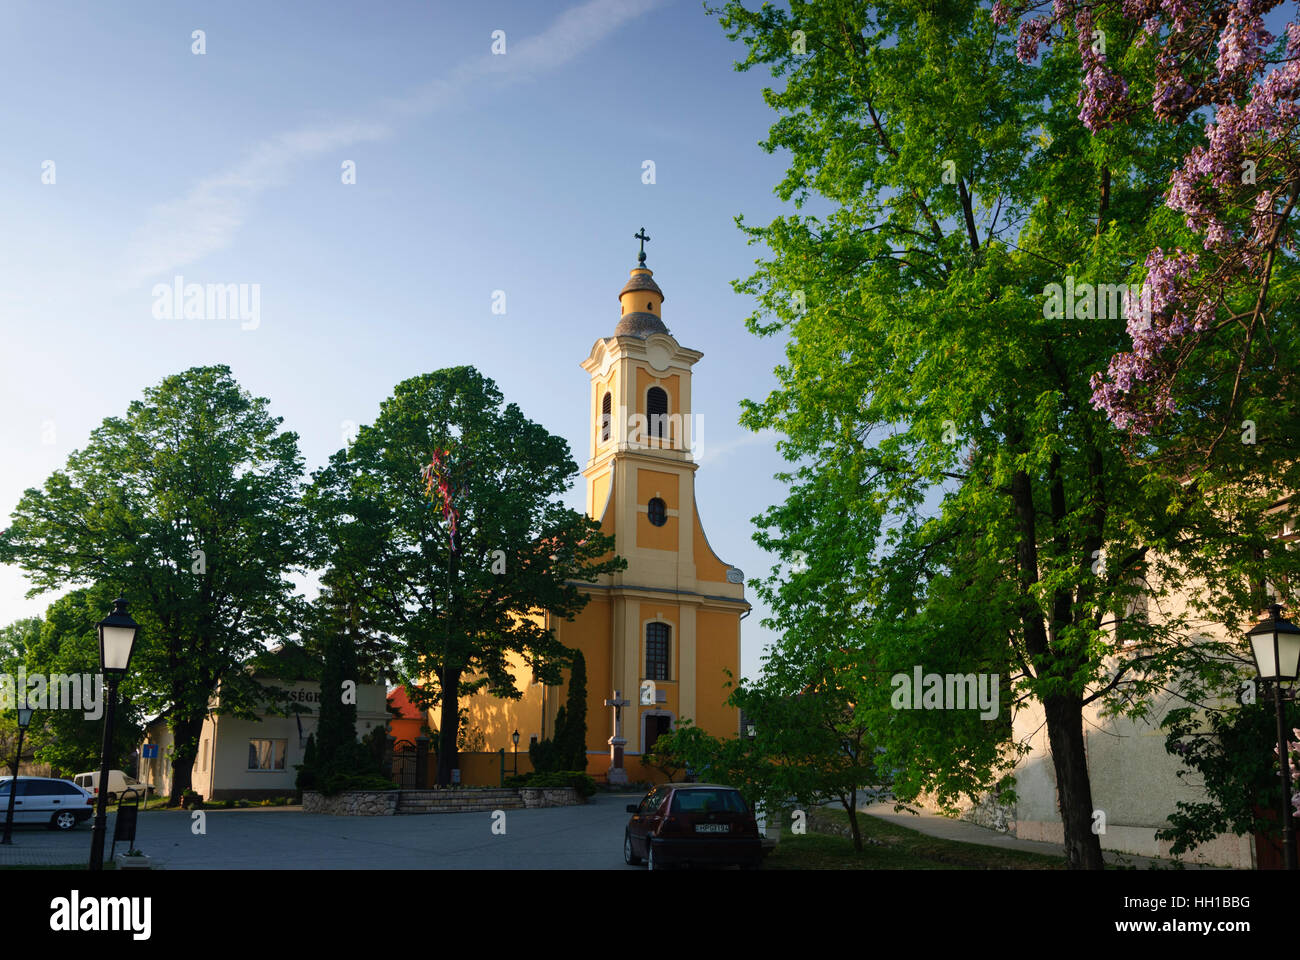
[647,386,668,442]
[601,392,612,442]
[646,622,670,681]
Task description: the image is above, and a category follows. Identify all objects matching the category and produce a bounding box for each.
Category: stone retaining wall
[518,787,580,808]
[302,790,399,816]
[304,786,582,815]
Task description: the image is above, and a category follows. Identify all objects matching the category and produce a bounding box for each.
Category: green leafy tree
[707,0,1285,868]
[0,617,48,774]
[307,367,625,785]
[732,650,883,853]
[20,588,146,775]
[293,584,382,792]
[642,719,724,784]
[1158,697,1300,857]
[0,365,310,804]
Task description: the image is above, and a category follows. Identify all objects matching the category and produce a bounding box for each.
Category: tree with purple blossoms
[995,0,1300,446]
[712,0,1290,870]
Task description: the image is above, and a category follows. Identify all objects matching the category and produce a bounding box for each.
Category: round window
[648,497,667,526]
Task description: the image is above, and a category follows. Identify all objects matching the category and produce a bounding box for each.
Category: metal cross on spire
[634,227,650,266]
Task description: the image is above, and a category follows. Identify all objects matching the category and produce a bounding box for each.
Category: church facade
[450,245,750,785]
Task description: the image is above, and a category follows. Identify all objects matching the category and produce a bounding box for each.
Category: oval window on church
[648,497,667,526]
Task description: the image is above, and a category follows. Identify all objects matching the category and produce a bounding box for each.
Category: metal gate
[390,739,418,789]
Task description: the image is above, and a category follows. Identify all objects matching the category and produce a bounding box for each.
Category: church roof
[614,311,669,338]
[619,271,664,299]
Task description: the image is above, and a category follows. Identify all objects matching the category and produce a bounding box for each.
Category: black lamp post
[88,597,139,871]
[1247,602,1300,871]
[512,729,520,776]
[1,701,34,845]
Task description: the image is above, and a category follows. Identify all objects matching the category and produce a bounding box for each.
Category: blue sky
[0,0,799,682]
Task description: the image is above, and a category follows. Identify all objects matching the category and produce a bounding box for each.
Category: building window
[601,392,612,441]
[647,387,668,440]
[646,622,670,681]
[248,739,287,771]
[648,497,667,526]
[200,738,209,772]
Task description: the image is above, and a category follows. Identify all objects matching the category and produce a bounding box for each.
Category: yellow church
[449,236,750,785]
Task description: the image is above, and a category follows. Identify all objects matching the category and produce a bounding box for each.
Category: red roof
[387,685,427,720]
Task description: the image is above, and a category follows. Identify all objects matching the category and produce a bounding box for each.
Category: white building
[141,665,389,802]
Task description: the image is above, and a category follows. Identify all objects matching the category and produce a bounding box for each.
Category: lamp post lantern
[512,729,520,776]
[1,702,34,845]
[89,597,139,871]
[1248,602,1300,870]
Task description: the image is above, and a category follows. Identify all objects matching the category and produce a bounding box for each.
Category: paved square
[0,794,645,870]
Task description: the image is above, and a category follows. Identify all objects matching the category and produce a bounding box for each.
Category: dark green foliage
[296,734,319,793]
[1157,697,1300,856]
[0,365,310,804]
[306,366,625,786]
[529,650,589,772]
[293,595,387,796]
[505,770,596,799]
[560,650,587,771]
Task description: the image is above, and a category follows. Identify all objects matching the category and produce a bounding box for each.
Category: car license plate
[695,823,729,834]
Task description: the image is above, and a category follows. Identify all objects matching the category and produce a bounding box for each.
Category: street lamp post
[1247,602,1300,871]
[89,597,139,871]
[512,729,520,776]
[1,702,34,845]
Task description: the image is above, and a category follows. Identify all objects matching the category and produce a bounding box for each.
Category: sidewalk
[856,802,1221,870]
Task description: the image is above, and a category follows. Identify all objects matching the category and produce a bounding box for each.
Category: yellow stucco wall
[693,506,732,583]
[637,468,679,551]
[694,608,740,738]
[635,368,681,415]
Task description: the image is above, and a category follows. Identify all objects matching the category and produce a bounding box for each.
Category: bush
[507,770,597,799]
[316,772,398,796]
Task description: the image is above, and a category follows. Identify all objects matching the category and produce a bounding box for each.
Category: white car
[73,770,149,803]
[0,776,96,830]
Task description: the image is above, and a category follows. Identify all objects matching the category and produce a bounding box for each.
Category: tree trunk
[845,785,863,852]
[167,712,205,806]
[1043,692,1105,869]
[435,667,460,786]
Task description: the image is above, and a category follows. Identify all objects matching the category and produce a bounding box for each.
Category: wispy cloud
[697,427,781,465]
[119,0,664,290]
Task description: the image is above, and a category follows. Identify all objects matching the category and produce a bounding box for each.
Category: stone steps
[395,789,526,815]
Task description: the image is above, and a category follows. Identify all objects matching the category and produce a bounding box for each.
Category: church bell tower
[568,229,748,780]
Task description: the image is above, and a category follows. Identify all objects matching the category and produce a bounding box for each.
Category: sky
[0,0,800,683]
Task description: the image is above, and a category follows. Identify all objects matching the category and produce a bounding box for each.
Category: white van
[72,770,149,803]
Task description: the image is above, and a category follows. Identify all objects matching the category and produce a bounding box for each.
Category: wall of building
[141,678,389,801]
[1004,570,1258,867]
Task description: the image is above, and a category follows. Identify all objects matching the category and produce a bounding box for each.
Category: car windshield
[670,789,747,814]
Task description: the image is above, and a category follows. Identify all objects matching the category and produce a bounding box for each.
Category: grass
[762,808,1069,870]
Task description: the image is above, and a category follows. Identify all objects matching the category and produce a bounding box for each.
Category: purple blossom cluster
[995,0,1300,431]
[1090,249,1204,433]
[1277,731,1300,815]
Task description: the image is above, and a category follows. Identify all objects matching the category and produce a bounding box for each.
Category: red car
[624,783,762,870]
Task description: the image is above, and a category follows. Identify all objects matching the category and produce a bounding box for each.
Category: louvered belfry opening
[601,391,612,441]
[648,386,668,443]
